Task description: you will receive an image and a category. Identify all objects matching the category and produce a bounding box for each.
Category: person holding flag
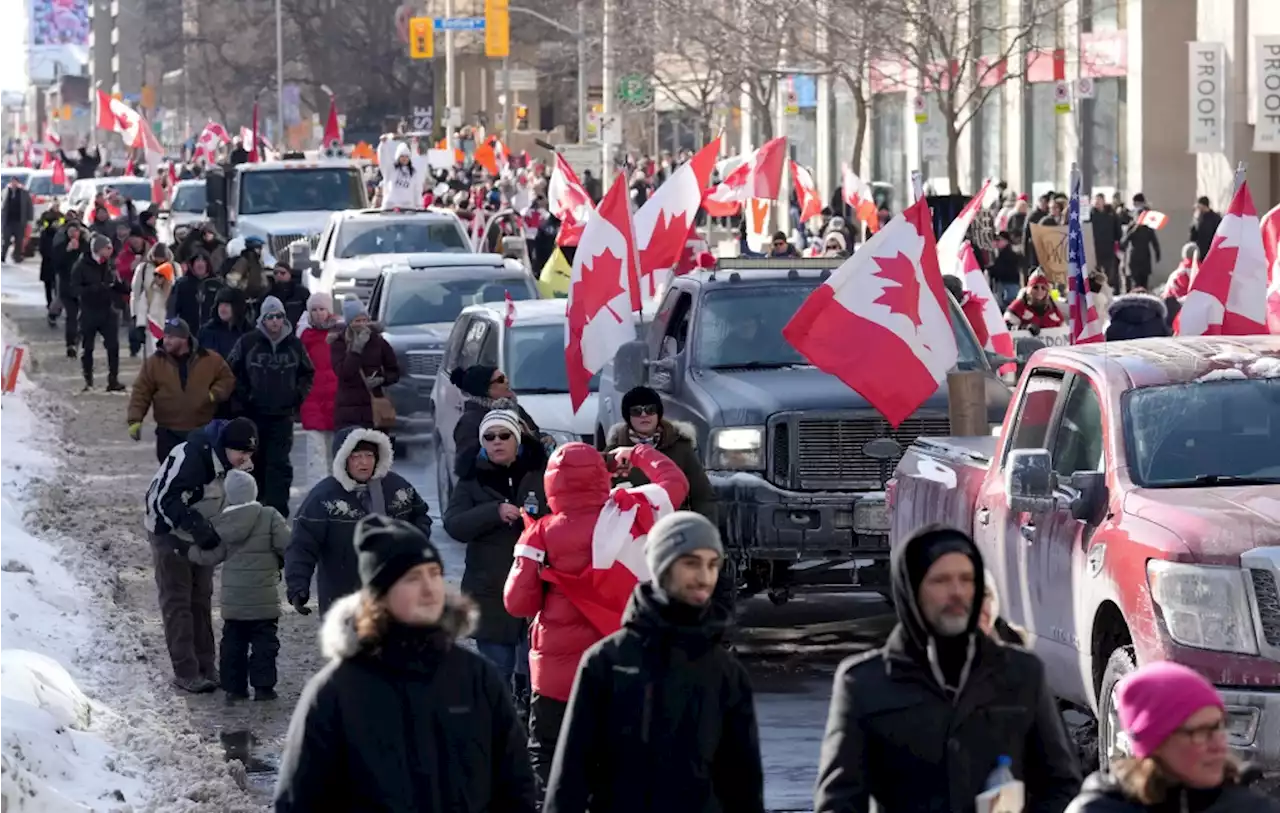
[1065,166,1106,344]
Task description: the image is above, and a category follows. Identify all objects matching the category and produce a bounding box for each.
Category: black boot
[105,380,126,393]
[66,346,77,359]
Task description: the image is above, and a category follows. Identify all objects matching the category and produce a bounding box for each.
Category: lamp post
[508,2,587,143]
[275,0,284,148]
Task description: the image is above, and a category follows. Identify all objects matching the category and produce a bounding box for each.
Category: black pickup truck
[601,257,1013,603]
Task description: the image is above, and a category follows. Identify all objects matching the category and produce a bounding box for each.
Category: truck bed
[889,436,997,550]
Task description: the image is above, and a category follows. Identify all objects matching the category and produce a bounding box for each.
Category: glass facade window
[1024,82,1059,195]
[920,93,949,190]
[1086,77,1125,192]
[872,92,907,201]
[974,85,1005,189]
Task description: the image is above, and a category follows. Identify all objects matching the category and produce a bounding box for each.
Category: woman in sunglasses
[448,363,541,472]
[1067,661,1279,812]
[1003,268,1065,334]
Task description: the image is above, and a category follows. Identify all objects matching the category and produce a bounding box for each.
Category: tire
[1096,645,1137,769]
[433,434,452,509]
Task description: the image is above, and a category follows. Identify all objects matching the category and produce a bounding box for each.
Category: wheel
[1096,645,1137,769]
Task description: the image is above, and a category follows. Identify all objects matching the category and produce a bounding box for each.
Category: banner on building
[1029,222,1097,286]
[1256,36,1280,153]
[1188,42,1227,154]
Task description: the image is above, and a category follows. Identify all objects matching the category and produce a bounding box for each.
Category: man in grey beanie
[544,511,765,813]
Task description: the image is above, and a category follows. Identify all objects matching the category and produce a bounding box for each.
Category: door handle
[976,508,991,526]
[1019,523,1036,543]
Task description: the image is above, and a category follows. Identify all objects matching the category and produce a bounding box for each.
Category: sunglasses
[483,431,514,442]
[628,404,659,417]
[263,313,286,321]
[490,374,507,385]
[1031,284,1049,292]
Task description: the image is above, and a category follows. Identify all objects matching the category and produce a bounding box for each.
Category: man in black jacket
[144,417,258,693]
[1189,195,1221,264]
[71,234,129,392]
[1089,194,1122,292]
[52,216,88,357]
[545,511,765,813]
[226,295,314,516]
[1121,193,1162,291]
[814,525,1080,813]
[2,175,33,262]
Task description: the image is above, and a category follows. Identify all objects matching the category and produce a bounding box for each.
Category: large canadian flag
[783,194,958,427]
[935,178,994,276]
[96,90,163,163]
[702,137,786,217]
[548,152,594,247]
[1262,203,1280,334]
[635,138,719,295]
[842,164,879,232]
[957,241,1015,374]
[1176,181,1270,337]
[565,172,642,412]
[791,160,823,223]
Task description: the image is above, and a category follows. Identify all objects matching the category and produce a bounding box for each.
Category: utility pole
[275,0,284,146]
[445,0,456,149]
[502,56,512,136]
[601,0,613,192]
[577,0,586,144]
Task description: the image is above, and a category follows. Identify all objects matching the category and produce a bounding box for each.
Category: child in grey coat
[189,469,289,701]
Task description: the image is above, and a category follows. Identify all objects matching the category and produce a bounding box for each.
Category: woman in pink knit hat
[1066,661,1280,811]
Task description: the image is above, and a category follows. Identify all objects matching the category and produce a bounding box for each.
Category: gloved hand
[169,536,192,557]
[364,373,384,389]
[289,593,312,615]
[128,422,142,441]
[348,326,371,354]
[192,518,221,551]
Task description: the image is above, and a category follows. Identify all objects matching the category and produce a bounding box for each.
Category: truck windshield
[171,184,206,213]
[239,168,364,215]
[384,275,532,327]
[106,182,155,204]
[27,176,67,196]
[505,324,601,394]
[1123,377,1280,487]
[694,283,985,370]
[336,218,468,258]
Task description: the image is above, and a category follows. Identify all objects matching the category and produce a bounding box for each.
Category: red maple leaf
[571,247,627,328]
[638,209,690,277]
[873,252,924,329]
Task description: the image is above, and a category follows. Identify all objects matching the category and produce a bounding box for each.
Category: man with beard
[814,525,1079,813]
[545,512,764,813]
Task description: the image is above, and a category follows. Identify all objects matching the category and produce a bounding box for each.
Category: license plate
[854,500,889,535]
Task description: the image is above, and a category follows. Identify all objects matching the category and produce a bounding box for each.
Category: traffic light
[485,0,509,58]
[515,104,528,129]
[409,17,433,59]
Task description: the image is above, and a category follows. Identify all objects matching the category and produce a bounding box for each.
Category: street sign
[1075,76,1095,99]
[413,105,434,131]
[616,74,652,106]
[485,0,509,58]
[1054,80,1072,113]
[912,95,928,124]
[506,68,538,93]
[409,17,434,59]
[436,16,485,30]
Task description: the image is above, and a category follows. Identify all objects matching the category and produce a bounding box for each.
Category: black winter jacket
[545,585,765,813]
[454,398,542,471]
[227,324,314,417]
[197,287,252,362]
[1066,769,1280,813]
[144,421,234,540]
[814,531,1080,813]
[70,254,128,319]
[274,592,538,813]
[1105,294,1171,342]
[285,427,433,614]
[1121,220,1161,278]
[444,446,548,644]
[52,225,87,299]
[269,273,310,327]
[167,259,224,329]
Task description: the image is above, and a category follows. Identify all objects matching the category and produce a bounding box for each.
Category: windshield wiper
[707,361,805,371]
[1158,474,1280,488]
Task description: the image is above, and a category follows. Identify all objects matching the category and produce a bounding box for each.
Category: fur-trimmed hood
[319,591,480,660]
[331,426,395,491]
[1105,292,1172,341]
[605,418,698,451]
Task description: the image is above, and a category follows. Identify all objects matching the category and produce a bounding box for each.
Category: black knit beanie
[904,527,975,597]
[621,386,663,421]
[220,417,258,453]
[356,515,443,596]
[450,364,498,398]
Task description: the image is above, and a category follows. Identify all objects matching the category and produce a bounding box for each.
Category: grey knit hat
[223,469,258,506]
[645,511,724,583]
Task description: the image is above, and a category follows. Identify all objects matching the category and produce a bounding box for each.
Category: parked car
[301,207,473,303]
[23,169,69,222]
[431,299,623,507]
[887,336,1280,777]
[157,179,206,244]
[364,254,540,445]
[66,176,153,214]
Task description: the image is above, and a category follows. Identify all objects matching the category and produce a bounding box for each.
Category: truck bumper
[1219,686,1280,774]
[709,470,890,563]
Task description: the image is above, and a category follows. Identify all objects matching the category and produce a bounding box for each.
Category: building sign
[1188,42,1226,154]
[1081,31,1128,78]
[1255,35,1280,153]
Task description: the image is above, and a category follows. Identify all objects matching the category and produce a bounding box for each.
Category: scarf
[352,477,387,516]
[629,426,662,447]
[465,393,519,412]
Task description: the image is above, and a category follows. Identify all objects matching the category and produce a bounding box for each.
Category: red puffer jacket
[299,324,337,431]
[504,443,689,702]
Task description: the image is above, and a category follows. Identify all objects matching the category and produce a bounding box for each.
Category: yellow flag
[538,247,572,299]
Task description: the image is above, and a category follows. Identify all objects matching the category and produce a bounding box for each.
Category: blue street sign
[435,16,485,30]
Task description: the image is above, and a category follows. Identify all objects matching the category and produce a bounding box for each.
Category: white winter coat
[377,140,428,210]
[131,261,172,332]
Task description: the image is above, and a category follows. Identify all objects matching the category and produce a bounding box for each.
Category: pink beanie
[1116,661,1225,758]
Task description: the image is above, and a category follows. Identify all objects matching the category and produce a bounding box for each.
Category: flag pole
[910,169,923,204]
[1231,161,1247,197]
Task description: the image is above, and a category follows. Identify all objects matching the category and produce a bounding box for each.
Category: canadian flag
[842,164,879,232]
[44,130,61,148]
[96,90,163,164]
[935,178,994,276]
[1261,203,1280,334]
[1176,181,1270,337]
[565,172,642,413]
[635,138,719,296]
[548,152,594,247]
[957,242,1016,375]
[322,97,342,147]
[702,137,786,217]
[791,160,823,223]
[241,124,274,161]
[1137,209,1169,230]
[193,120,230,164]
[783,193,958,427]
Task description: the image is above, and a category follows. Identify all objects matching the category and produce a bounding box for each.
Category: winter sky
[3,0,27,94]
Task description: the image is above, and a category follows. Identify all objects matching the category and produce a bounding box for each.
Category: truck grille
[406,350,443,380]
[1250,568,1280,648]
[269,233,310,257]
[770,412,951,491]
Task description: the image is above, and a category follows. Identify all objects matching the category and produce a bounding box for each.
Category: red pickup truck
[887,336,1280,776]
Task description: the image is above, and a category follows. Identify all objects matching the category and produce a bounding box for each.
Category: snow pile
[1,337,142,811]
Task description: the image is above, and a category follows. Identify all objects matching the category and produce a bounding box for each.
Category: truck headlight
[709,427,764,471]
[542,429,578,450]
[1148,561,1259,655]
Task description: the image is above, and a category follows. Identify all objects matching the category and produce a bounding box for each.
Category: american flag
[1067,167,1105,344]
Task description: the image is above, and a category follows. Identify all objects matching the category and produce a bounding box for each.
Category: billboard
[28,0,90,84]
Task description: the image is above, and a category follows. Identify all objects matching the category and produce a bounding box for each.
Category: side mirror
[501,235,527,258]
[1006,448,1056,515]
[1067,470,1107,523]
[650,357,678,393]
[309,265,323,279]
[613,340,650,393]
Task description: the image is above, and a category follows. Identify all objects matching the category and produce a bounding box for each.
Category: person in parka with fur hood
[1104,292,1172,341]
[274,515,538,813]
[285,427,433,616]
